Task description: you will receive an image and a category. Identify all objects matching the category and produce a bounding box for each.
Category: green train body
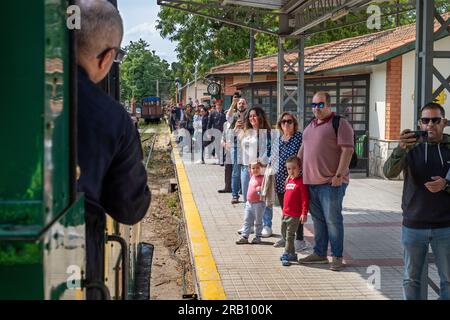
[0,0,150,300]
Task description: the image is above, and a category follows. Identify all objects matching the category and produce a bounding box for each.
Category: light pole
[194,62,198,101]
[175,77,180,104]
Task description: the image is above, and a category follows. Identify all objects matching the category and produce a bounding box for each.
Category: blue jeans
[241,165,250,202]
[240,165,273,228]
[232,146,242,198]
[308,183,347,258]
[263,206,273,228]
[232,163,242,198]
[402,226,450,300]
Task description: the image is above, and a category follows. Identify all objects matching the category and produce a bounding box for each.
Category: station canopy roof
[157,1,416,37]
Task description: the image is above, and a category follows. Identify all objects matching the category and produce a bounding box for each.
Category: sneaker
[280,253,298,266]
[237,226,254,235]
[251,237,261,244]
[231,197,239,204]
[294,240,310,252]
[235,237,249,244]
[298,253,329,264]
[280,252,298,261]
[281,259,292,266]
[273,239,286,248]
[261,226,272,238]
[330,257,344,271]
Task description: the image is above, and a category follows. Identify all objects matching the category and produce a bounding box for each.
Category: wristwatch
[335,173,342,179]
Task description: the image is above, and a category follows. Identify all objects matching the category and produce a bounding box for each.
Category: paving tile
[181,159,438,300]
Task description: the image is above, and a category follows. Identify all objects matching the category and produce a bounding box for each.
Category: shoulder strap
[332,115,341,136]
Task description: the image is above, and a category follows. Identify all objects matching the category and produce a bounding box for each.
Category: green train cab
[0,0,152,300]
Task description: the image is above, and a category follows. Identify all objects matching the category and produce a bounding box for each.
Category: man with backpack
[297,91,355,271]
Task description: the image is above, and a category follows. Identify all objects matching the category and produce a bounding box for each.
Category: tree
[120,39,174,103]
[157,1,450,81]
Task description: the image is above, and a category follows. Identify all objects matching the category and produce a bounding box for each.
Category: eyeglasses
[96,47,126,63]
[311,102,326,109]
[281,119,294,125]
[420,117,442,125]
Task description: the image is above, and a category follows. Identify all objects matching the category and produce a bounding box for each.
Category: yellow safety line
[171,135,227,300]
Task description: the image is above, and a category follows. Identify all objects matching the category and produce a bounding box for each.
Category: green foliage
[120,39,174,103]
[166,193,178,210]
[157,1,450,80]
[157,6,248,82]
[0,242,41,265]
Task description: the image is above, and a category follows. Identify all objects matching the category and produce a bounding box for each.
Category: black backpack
[306,115,358,169]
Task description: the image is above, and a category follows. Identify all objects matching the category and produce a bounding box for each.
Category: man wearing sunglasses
[75,0,150,299]
[384,102,450,300]
[297,91,355,271]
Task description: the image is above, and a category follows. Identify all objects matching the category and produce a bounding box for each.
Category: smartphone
[411,130,428,139]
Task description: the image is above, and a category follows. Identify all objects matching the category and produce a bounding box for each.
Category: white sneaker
[273,239,285,248]
[261,226,272,238]
[237,226,254,235]
[294,240,310,252]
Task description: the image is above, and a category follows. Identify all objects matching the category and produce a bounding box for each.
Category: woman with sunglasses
[272,112,310,252]
[237,106,273,237]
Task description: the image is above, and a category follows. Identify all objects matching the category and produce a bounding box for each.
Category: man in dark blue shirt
[75,0,150,299]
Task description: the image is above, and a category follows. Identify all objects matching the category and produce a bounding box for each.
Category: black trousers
[224,163,232,191]
[277,192,304,241]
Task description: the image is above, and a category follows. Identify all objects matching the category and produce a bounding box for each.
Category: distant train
[141,96,163,124]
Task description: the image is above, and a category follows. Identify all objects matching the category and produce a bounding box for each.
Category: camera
[411,130,428,139]
[233,91,241,99]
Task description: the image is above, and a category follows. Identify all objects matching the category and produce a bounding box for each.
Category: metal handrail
[107,235,129,300]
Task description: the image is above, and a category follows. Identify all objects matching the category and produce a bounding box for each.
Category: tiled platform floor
[180,152,440,300]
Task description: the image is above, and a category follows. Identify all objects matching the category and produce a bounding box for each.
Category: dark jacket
[77,66,151,289]
[207,108,227,132]
[170,107,178,122]
[201,112,209,133]
[383,134,450,229]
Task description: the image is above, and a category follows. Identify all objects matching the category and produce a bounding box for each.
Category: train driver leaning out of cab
[75,0,151,299]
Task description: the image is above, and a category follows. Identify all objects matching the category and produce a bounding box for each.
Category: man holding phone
[384,102,450,300]
[226,93,248,204]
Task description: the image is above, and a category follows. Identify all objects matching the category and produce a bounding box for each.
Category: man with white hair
[75,0,150,299]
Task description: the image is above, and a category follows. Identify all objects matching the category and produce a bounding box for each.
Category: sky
[118,0,178,64]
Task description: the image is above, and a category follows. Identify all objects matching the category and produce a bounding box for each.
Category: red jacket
[283,176,309,217]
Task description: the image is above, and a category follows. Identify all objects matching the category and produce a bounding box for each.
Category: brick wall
[385,56,402,140]
[224,76,235,96]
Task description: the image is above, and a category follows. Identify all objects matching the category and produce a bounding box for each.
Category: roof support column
[298,35,305,130]
[277,37,285,119]
[277,36,305,129]
[414,0,434,127]
[414,0,450,127]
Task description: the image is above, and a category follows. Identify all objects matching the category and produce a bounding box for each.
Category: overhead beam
[303,0,416,36]
[281,0,309,14]
[290,0,372,36]
[157,0,281,36]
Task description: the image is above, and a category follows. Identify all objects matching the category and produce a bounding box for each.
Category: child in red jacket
[280,156,309,266]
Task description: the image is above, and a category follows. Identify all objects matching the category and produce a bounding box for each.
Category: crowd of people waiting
[167,91,450,300]
[167,91,353,271]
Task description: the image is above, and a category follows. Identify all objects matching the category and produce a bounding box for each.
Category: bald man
[297,91,354,271]
[75,0,150,299]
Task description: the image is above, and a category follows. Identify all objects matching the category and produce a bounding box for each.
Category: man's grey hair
[75,0,124,57]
